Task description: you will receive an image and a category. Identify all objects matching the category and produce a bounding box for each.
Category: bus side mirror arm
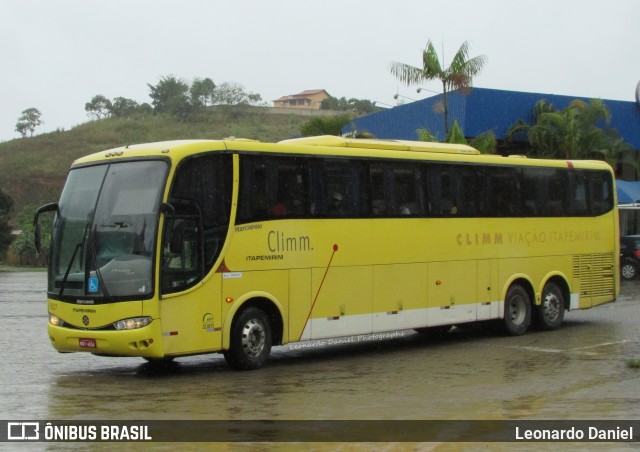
[33,202,59,255]
[161,202,175,216]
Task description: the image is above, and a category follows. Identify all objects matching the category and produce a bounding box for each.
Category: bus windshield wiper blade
[101,222,129,229]
[58,242,82,296]
[58,223,90,295]
[89,224,110,298]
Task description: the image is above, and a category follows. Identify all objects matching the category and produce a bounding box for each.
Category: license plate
[79,338,96,349]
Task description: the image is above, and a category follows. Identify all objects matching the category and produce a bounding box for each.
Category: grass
[0,264,46,272]
[0,106,311,226]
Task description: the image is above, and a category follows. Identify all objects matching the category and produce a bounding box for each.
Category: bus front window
[49,160,168,299]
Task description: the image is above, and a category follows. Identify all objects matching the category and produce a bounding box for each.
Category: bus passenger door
[159,274,224,356]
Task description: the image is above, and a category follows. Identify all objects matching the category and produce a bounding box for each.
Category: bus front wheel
[536,282,565,330]
[224,306,272,371]
[503,285,531,336]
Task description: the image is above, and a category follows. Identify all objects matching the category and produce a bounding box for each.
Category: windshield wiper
[58,223,89,296]
[89,224,110,298]
[101,222,130,229]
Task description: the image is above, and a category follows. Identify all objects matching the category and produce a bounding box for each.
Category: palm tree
[390,40,487,133]
[418,120,496,154]
[505,99,634,173]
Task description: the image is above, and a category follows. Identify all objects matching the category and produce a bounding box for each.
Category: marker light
[113,317,152,331]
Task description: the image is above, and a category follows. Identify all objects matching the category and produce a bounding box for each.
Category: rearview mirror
[33,202,58,254]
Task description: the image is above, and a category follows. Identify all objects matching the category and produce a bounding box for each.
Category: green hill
[0,107,311,226]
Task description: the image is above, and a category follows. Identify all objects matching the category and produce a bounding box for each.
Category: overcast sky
[1,0,638,142]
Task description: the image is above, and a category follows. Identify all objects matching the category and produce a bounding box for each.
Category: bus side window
[426,165,456,216]
[567,171,588,216]
[238,156,267,222]
[369,164,387,216]
[522,167,563,217]
[522,168,542,216]
[486,167,521,217]
[547,170,567,216]
[455,166,482,216]
[393,165,422,215]
[275,157,310,217]
[587,170,613,216]
[315,159,364,217]
[238,155,311,222]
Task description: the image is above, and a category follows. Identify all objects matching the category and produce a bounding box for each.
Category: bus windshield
[49,160,168,299]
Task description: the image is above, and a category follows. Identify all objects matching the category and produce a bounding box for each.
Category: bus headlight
[49,313,64,327]
[113,317,152,331]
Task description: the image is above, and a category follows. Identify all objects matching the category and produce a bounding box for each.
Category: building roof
[346,87,640,149]
[273,89,330,102]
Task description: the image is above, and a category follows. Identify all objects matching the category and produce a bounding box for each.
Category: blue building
[344,87,640,152]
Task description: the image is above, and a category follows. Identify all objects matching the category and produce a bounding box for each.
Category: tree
[148,76,264,116]
[469,130,497,154]
[444,120,467,144]
[301,114,351,137]
[390,40,487,133]
[212,82,263,106]
[506,99,631,165]
[85,95,112,119]
[190,77,216,108]
[0,189,14,259]
[9,204,51,266]
[320,96,377,115]
[320,96,345,110]
[416,128,438,142]
[418,121,496,154]
[15,108,43,137]
[147,75,192,117]
[109,97,142,118]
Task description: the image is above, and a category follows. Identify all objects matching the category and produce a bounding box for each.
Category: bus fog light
[49,313,64,327]
[114,317,152,331]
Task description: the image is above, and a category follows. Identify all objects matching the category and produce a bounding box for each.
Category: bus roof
[71,136,479,167]
[71,136,612,174]
[279,135,481,155]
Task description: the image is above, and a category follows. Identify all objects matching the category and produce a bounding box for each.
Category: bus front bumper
[47,320,164,359]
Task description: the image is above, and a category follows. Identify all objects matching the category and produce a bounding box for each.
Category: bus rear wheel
[503,284,531,336]
[224,306,272,371]
[536,282,565,330]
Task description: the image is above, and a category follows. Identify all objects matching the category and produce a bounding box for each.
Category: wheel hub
[508,295,526,324]
[241,319,265,358]
[543,293,560,321]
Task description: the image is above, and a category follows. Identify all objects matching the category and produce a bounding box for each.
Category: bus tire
[503,284,531,336]
[143,356,175,364]
[224,306,272,371]
[536,282,565,330]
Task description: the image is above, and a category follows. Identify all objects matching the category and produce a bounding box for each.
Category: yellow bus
[35,136,619,370]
